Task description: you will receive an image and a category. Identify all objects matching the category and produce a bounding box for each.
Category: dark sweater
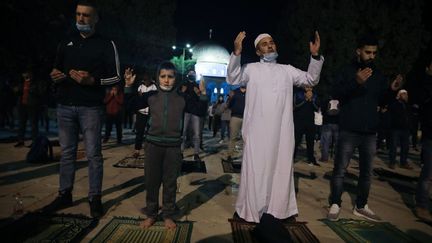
[228,88,246,118]
[388,100,411,130]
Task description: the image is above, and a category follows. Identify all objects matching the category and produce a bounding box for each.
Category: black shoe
[14,141,24,148]
[193,154,201,161]
[89,196,103,218]
[41,191,73,213]
[226,156,233,162]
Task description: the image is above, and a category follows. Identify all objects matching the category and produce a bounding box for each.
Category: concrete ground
[0,126,431,242]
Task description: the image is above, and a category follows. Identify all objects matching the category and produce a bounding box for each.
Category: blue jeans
[220,120,230,140]
[416,138,432,209]
[388,129,410,165]
[320,123,339,161]
[181,112,201,154]
[330,130,376,208]
[57,104,104,198]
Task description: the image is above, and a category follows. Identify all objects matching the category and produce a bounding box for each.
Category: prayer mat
[321,218,417,243]
[221,159,242,173]
[229,218,319,243]
[113,155,145,169]
[0,212,97,243]
[90,217,193,243]
[181,160,207,173]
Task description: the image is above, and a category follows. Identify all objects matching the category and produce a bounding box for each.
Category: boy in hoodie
[137,62,206,229]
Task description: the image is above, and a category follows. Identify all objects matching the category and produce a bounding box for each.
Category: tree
[276,0,430,95]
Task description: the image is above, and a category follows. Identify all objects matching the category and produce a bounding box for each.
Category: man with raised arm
[227,31,323,222]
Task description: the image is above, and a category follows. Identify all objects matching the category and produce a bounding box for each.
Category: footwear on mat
[89,195,104,218]
[327,204,341,221]
[41,191,73,213]
[415,207,432,223]
[353,204,381,222]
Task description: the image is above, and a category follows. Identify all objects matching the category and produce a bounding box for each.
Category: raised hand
[199,78,206,95]
[124,68,136,87]
[309,31,321,56]
[356,68,373,84]
[234,31,246,56]
[390,74,403,91]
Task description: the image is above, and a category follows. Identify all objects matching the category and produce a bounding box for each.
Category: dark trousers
[389,129,410,165]
[18,104,39,142]
[104,113,122,142]
[416,138,432,208]
[134,113,149,150]
[294,123,316,162]
[330,130,376,208]
[144,143,181,219]
[212,115,221,137]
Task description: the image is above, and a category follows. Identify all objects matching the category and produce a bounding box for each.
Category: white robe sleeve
[291,56,324,87]
[227,53,249,85]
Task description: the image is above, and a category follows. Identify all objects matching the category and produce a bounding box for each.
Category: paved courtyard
[0,127,431,242]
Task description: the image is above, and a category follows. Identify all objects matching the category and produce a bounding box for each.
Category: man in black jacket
[328,34,388,222]
[45,0,120,218]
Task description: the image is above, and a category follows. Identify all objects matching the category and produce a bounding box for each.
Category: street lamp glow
[189,48,193,53]
[172,45,176,50]
[186,43,191,48]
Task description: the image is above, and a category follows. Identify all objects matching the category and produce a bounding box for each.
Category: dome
[192,41,230,64]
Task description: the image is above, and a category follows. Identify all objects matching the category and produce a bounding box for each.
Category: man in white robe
[227,31,324,222]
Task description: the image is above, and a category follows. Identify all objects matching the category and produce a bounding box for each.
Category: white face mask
[159,85,173,91]
[262,52,278,62]
[76,23,92,33]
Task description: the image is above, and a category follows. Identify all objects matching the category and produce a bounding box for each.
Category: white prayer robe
[227,54,324,222]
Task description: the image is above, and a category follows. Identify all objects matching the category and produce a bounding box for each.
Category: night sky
[174,0,286,58]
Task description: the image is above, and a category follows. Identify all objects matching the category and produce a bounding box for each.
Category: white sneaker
[327,204,340,221]
[353,204,381,222]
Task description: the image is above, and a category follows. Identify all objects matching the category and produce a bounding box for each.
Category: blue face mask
[262,52,278,62]
[76,23,92,33]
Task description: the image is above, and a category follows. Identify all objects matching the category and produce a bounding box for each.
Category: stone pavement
[0,127,431,242]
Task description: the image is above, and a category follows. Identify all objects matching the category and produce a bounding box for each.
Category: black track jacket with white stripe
[53,32,120,106]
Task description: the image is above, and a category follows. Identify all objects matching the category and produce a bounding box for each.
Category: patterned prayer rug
[113,156,145,169]
[90,217,193,243]
[221,159,242,173]
[229,218,319,243]
[0,212,97,243]
[321,218,418,243]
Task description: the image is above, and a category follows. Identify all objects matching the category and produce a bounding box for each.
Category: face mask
[76,23,92,33]
[188,75,196,81]
[262,52,278,62]
[160,85,173,91]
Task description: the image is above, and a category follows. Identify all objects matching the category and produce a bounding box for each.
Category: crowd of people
[1,0,431,231]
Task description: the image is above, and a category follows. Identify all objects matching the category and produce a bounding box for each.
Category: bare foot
[164,218,177,229]
[140,217,156,229]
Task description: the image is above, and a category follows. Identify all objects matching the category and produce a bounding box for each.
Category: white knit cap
[396,89,408,99]
[254,33,272,48]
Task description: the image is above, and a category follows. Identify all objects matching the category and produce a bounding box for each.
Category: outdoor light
[189,48,193,53]
[213,88,217,94]
[186,44,191,48]
[172,45,176,50]
[221,88,224,94]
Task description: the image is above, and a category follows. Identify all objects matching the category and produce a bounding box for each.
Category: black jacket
[420,74,432,139]
[388,100,411,130]
[53,32,120,106]
[228,88,246,118]
[333,60,387,133]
